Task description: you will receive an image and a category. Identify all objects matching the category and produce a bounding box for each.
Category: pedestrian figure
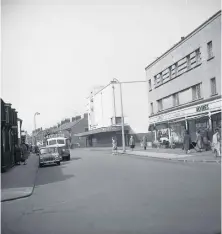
[196,130,203,152]
[142,135,147,150]
[203,128,210,151]
[129,136,135,151]
[212,128,221,157]
[169,134,174,149]
[183,130,191,154]
[21,143,28,165]
[112,137,117,155]
[14,144,21,165]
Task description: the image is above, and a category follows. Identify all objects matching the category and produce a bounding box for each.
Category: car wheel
[39,164,43,168]
[67,155,70,161]
[57,162,60,166]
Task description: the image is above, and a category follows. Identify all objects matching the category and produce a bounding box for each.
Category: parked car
[38,147,61,167]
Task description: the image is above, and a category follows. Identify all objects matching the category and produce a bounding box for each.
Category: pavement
[1,149,221,234]
[1,153,39,202]
[82,146,221,163]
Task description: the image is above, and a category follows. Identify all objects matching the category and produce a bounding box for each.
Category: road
[1,149,221,234]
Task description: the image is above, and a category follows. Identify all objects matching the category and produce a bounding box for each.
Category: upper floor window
[195,48,201,64]
[192,83,201,101]
[186,55,191,70]
[150,102,154,114]
[207,41,213,59]
[174,62,178,77]
[157,99,163,112]
[173,93,179,107]
[210,77,217,96]
[169,66,172,79]
[149,79,152,91]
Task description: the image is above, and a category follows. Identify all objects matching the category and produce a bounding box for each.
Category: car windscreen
[57,139,65,144]
[40,147,58,154]
[48,140,57,145]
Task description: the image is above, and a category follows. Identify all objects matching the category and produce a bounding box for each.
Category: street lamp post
[34,112,40,145]
[111,78,126,153]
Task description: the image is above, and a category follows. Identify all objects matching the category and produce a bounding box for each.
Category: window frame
[172,93,179,107]
[207,41,213,59]
[150,102,154,115]
[210,77,217,96]
[148,79,152,91]
[157,99,163,112]
[192,83,202,101]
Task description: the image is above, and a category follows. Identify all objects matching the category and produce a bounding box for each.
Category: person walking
[212,128,221,157]
[142,135,147,150]
[112,137,118,155]
[169,134,174,149]
[21,142,28,165]
[196,130,203,152]
[14,144,21,165]
[203,128,210,151]
[183,130,191,154]
[129,136,135,151]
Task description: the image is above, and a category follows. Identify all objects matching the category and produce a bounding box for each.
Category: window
[48,140,57,145]
[210,77,217,95]
[40,147,58,154]
[157,99,163,111]
[192,84,201,100]
[159,73,163,84]
[174,63,178,76]
[57,139,65,144]
[149,79,152,91]
[207,41,213,59]
[173,93,179,106]
[186,55,191,70]
[169,66,172,79]
[150,102,153,114]
[195,49,201,64]
[154,76,157,87]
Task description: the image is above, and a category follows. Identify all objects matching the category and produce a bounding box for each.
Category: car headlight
[62,149,65,152]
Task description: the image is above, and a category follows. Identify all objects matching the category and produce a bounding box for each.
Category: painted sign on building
[149,99,221,124]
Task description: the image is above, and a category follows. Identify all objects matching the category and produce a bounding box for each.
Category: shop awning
[75,125,130,137]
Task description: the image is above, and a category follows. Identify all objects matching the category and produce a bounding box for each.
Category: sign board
[196,104,209,112]
[149,99,221,124]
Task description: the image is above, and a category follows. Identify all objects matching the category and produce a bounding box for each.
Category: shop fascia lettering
[150,99,221,124]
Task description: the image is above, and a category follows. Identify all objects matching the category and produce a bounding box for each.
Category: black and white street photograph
[1,0,221,233]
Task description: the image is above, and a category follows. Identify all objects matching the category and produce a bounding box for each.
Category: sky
[1,0,221,134]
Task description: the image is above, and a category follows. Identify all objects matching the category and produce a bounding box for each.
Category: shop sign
[196,104,209,112]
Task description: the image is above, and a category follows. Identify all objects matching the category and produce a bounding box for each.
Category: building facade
[1,98,22,172]
[75,82,148,147]
[145,10,221,145]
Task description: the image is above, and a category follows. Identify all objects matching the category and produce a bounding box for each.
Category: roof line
[145,10,221,70]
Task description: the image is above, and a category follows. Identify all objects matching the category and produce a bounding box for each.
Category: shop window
[210,77,217,96]
[207,41,213,59]
[157,99,163,111]
[192,84,201,100]
[173,93,179,106]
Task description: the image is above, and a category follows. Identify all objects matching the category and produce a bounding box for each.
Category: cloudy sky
[1,0,220,134]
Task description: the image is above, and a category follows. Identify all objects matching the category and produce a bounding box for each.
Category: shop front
[149,98,221,146]
[75,125,130,147]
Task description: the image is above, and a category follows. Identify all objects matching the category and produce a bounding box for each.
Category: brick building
[1,98,22,172]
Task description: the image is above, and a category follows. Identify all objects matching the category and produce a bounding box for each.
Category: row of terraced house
[1,98,23,172]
